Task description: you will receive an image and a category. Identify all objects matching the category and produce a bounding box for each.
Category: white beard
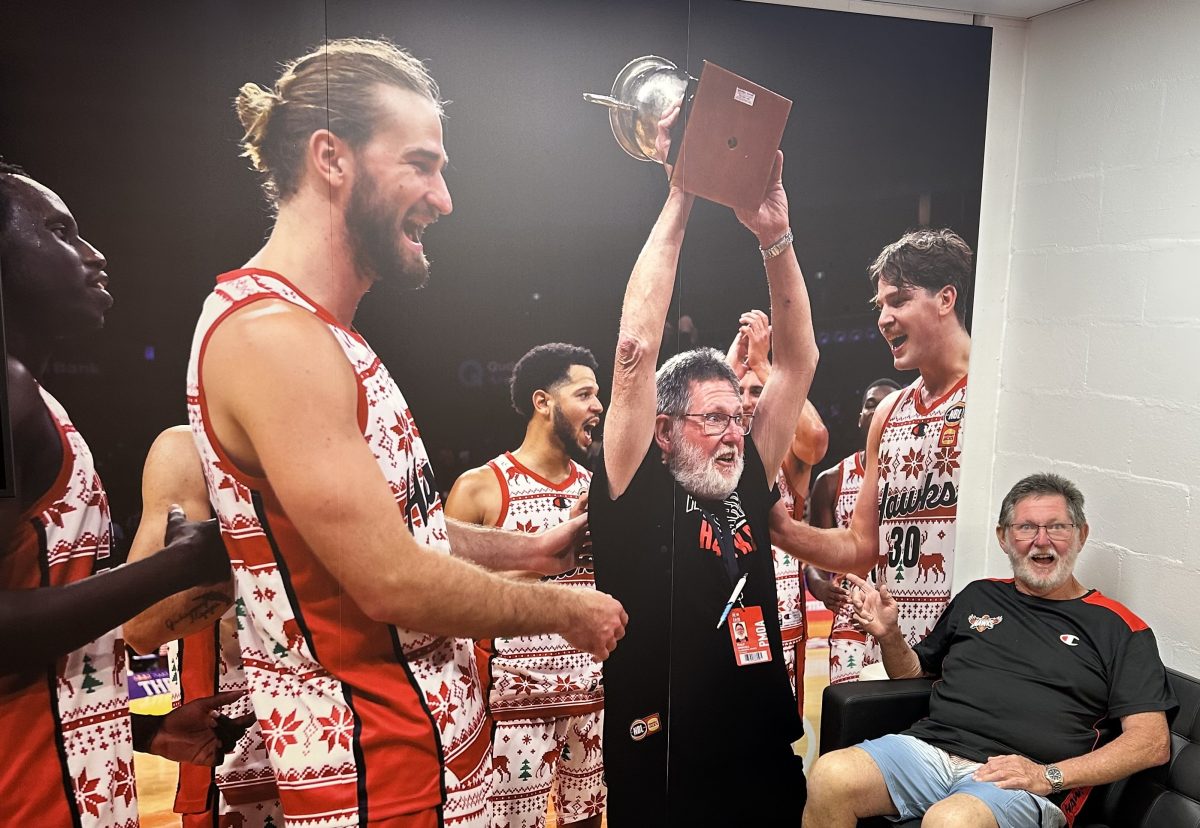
[668,432,744,501]
[1006,541,1080,594]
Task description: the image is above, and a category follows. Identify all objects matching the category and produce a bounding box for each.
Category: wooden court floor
[135,624,833,825]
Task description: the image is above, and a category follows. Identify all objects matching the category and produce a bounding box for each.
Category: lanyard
[701,507,749,628]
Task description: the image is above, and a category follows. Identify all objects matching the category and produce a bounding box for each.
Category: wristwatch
[1043,764,1064,793]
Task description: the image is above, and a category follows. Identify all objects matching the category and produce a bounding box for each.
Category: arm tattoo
[164,590,232,632]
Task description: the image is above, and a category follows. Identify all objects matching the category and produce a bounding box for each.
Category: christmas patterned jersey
[168,605,281,826]
[477,453,601,720]
[0,386,136,828]
[869,376,966,663]
[827,450,873,684]
[187,270,490,828]
[772,471,806,700]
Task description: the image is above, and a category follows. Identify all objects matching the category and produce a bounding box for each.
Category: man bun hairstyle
[868,228,974,327]
[510,343,599,419]
[656,347,740,416]
[998,472,1087,529]
[236,37,443,207]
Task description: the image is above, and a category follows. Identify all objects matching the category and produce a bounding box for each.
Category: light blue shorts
[858,734,1067,828]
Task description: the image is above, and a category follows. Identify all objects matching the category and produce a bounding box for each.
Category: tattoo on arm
[164,590,233,632]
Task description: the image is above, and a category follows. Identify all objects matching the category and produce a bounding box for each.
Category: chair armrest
[820,678,935,754]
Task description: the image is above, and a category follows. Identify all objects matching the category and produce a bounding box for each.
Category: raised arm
[603,186,694,499]
[768,389,902,574]
[123,426,234,654]
[735,153,819,483]
[203,302,625,658]
[843,572,924,679]
[0,360,230,673]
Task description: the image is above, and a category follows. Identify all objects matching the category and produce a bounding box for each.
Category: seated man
[804,473,1175,828]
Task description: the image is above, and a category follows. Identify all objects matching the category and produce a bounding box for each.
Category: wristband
[759,229,794,261]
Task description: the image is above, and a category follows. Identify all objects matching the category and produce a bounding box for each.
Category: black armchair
[817,668,1200,828]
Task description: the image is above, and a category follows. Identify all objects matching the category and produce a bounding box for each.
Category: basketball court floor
[133,611,835,825]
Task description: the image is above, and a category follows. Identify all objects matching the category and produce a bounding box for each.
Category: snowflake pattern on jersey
[188,271,488,828]
[483,453,602,720]
[31,389,136,828]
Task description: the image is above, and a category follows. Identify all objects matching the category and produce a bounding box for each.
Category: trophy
[586,56,792,210]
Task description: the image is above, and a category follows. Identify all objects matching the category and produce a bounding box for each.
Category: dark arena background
[0,0,989,537]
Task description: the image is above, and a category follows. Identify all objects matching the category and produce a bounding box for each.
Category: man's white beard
[668,431,744,502]
[1006,540,1080,594]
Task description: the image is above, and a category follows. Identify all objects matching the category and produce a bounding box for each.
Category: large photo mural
[1,0,988,824]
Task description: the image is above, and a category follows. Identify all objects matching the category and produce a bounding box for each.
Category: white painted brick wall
[977,0,1200,675]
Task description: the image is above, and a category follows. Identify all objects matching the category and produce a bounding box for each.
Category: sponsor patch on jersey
[968,613,1002,632]
[1060,634,1080,646]
[629,713,662,741]
[938,402,966,447]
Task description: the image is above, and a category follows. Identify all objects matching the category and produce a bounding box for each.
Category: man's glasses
[681,412,753,436]
[1008,522,1076,541]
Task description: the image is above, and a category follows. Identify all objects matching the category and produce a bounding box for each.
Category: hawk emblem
[968,613,1002,632]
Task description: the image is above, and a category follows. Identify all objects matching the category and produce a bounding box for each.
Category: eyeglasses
[1008,522,1076,541]
[680,412,753,436]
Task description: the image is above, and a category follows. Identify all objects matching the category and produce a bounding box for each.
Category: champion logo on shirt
[968,613,1002,632]
[1060,634,1080,646]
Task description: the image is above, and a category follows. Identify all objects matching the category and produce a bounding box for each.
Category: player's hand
[844,572,899,638]
[164,505,230,585]
[529,513,590,575]
[805,567,849,613]
[973,754,1052,795]
[148,690,249,766]
[734,150,790,248]
[739,309,772,375]
[654,102,683,182]
[561,589,628,661]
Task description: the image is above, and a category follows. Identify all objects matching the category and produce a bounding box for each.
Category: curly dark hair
[510,343,599,419]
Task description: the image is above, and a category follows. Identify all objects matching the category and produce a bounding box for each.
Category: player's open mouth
[714,450,738,467]
[581,419,599,447]
[1029,551,1057,567]
[402,220,427,251]
[888,334,908,353]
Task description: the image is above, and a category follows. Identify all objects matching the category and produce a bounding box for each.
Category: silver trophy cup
[584,56,692,163]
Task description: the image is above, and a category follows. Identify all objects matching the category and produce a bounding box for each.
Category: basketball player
[726,309,829,700]
[0,163,248,827]
[189,39,626,827]
[124,426,281,828]
[807,377,901,683]
[770,229,973,662]
[446,343,605,828]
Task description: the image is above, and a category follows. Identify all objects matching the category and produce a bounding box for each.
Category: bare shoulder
[445,464,503,525]
[142,426,206,499]
[202,298,359,419]
[3,355,61,517]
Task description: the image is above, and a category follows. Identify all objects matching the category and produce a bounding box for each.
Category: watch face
[1045,765,1064,789]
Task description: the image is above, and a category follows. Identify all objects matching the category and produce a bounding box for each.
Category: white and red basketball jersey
[834,451,866,533]
[772,472,805,701]
[828,450,872,684]
[167,606,279,824]
[478,453,601,720]
[873,376,966,649]
[188,270,489,827]
[0,387,136,828]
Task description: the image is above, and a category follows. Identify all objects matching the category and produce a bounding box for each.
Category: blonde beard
[667,430,744,501]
